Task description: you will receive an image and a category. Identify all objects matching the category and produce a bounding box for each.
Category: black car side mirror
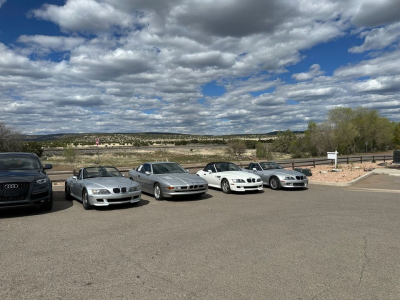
[44,164,52,170]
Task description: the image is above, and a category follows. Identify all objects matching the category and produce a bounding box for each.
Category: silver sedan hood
[155,173,208,186]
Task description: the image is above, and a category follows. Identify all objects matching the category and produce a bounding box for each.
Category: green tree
[393,122,400,148]
[0,122,22,152]
[256,143,274,160]
[226,140,247,162]
[272,130,296,153]
[64,145,77,163]
[22,142,44,157]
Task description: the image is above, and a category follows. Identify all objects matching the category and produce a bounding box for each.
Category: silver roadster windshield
[260,162,283,170]
[0,156,41,170]
[83,167,122,178]
[152,163,186,174]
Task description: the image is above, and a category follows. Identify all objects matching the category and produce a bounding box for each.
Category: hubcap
[155,186,160,198]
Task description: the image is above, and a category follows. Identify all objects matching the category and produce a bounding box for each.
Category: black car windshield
[0,156,41,170]
[83,167,122,178]
[260,162,283,170]
[215,162,241,172]
[152,163,186,174]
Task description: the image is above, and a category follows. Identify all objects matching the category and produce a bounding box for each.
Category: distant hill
[22,131,304,142]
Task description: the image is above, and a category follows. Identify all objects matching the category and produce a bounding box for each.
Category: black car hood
[0,170,46,183]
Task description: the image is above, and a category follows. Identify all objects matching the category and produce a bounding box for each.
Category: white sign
[327,151,339,168]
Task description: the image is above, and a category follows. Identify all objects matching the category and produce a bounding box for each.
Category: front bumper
[162,188,208,198]
[230,183,263,192]
[88,191,141,206]
[0,188,52,208]
[280,179,309,188]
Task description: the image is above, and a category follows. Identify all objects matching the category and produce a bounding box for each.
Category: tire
[65,184,73,200]
[39,193,53,211]
[154,183,164,200]
[221,179,231,194]
[82,190,93,210]
[269,177,281,190]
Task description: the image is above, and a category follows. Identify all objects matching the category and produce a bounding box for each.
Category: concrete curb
[309,171,375,187]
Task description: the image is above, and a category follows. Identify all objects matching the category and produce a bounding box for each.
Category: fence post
[292,161,295,169]
[384,156,386,162]
[361,155,362,164]
[347,156,349,164]
[313,160,315,168]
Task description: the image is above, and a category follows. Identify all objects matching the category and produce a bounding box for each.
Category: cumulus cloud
[31,0,139,33]
[352,0,400,27]
[17,35,86,53]
[292,64,325,81]
[1,0,400,134]
[349,22,400,53]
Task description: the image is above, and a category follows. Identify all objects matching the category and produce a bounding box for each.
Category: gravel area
[304,162,383,183]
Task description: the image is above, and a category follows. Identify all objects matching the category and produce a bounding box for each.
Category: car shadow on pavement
[167,193,213,202]
[0,191,72,219]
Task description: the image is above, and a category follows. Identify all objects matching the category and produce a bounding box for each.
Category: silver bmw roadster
[65,166,141,210]
[128,162,208,200]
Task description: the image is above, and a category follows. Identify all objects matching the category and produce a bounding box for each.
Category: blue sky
[0,0,400,134]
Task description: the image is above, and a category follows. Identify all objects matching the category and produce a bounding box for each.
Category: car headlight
[36,178,48,185]
[257,178,262,182]
[232,179,245,183]
[284,176,295,180]
[129,186,140,192]
[91,189,110,194]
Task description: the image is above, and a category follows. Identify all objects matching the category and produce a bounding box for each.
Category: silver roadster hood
[85,177,137,188]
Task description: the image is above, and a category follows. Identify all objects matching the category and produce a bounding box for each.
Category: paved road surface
[1,185,400,299]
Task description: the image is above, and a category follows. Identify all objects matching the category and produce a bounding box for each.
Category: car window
[204,164,216,173]
[137,165,143,172]
[142,164,152,174]
[83,167,122,178]
[0,156,41,170]
[260,162,282,170]
[152,163,186,174]
[215,162,241,172]
[77,169,83,179]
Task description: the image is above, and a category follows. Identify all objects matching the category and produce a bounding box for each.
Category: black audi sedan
[0,152,53,211]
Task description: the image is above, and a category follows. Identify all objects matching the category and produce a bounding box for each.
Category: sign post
[95,138,100,164]
[327,151,339,168]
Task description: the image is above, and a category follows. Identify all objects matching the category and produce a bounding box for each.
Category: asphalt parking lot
[1,184,400,300]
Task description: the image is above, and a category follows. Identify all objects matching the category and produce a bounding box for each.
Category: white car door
[200,164,221,187]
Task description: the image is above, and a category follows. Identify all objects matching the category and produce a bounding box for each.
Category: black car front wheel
[221,179,231,194]
[65,184,73,200]
[154,183,164,200]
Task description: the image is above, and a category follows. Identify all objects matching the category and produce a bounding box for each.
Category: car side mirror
[145,171,150,175]
[185,169,189,173]
[252,168,257,171]
[72,176,77,181]
[44,164,52,170]
[208,170,212,174]
[122,174,125,177]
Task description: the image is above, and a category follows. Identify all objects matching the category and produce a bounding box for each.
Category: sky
[0,0,400,135]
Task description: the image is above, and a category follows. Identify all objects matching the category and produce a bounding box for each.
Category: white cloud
[1,0,400,134]
[349,22,400,53]
[0,0,6,9]
[31,0,138,33]
[292,64,325,81]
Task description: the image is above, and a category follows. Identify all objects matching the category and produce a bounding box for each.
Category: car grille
[0,182,30,202]
[296,176,305,180]
[247,178,256,183]
[112,187,127,193]
[243,185,262,189]
[293,183,305,187]
[107,195,139,202]
[177,185,206,190]
[0,182,30,190]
